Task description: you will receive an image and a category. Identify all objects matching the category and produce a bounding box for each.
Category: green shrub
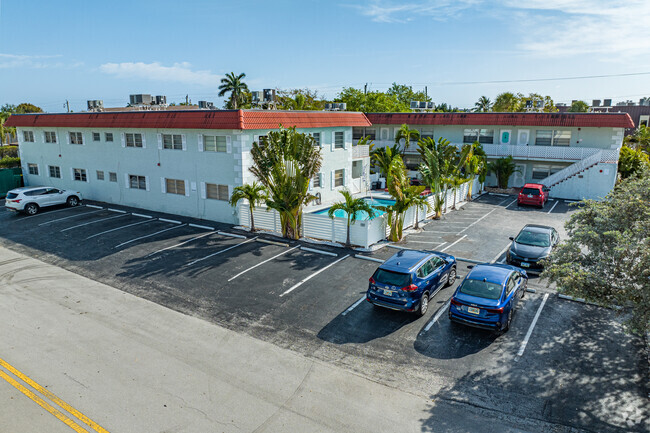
[0,157,20,168]
[0,146,18,159]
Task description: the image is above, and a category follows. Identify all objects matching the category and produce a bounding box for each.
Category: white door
[517,130,530,146]
[512,164,526,187]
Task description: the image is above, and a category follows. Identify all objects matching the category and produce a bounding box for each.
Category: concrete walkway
[0,246,431,433]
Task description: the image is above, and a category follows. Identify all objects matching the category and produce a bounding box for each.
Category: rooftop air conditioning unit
[419,101,427,109]
[324,103,333,110]
[338,103,347,111]
[155,95,167,105]
[592,99,601,107]
[130,94,153,105]
[87,100,104,110]
[251,91,261,102]
[525,100,533,108]
[263,89,276,102]
[198,101,215,109]
[410,101,419,109]
[603,99,612,107]
[535,100,543,108]
[426,102,434,109]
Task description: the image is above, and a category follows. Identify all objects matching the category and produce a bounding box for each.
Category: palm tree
[327,190,376,246]
[411,192,431,230]
[394,124,420,153]
[249,126,322,239]
[417,137,455,219]
[460,142,487,201]
[218,72,249,109]
[370,142,401,180]
[229,182,267,232]
[474,96,492,112]
[487,156,521,189]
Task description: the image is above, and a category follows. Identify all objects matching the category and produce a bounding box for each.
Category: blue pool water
[313,197,395,220]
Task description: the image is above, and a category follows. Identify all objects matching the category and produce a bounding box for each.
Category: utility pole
[364,83,367,95]
[425,86,427,99]
[185,94,189,105]
[65,100,70,113]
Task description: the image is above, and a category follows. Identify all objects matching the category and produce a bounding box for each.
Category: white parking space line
[456,209,496,234]
[547,201,559,214]
[423,300,451,332]
[498,197,514,206]
[20,206,86,220]
[433,242,447,250]
[491,243,511,264]
[85,219,155,240]
[144,231,215,258]
[228,246,300,281]
[185,236,258,267]
[440,235,467,252]
[342,296,367,316]
[60,213,129,232]
[504,199,518,209]
[114,224,187,249]
[38,209,103,226]
[280,254,350,297]
[517,293,549,358]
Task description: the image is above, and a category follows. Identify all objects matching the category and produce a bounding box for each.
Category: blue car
[448,264,527,332]
[367,250,457,316]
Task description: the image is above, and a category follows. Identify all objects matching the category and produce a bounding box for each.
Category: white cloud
[349,0,481,23]
[99,62,220,87]
[0,53,68,69]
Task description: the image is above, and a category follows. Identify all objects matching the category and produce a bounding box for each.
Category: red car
[517,183,550,208]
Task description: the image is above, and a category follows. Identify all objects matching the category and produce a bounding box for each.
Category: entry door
[512,164,526,187]
[517,130,530,146]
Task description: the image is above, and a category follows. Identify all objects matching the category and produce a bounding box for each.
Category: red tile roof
[4,110,371,130]
[365,112,635,129]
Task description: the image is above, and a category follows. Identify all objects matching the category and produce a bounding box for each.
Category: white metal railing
[352,145,370,158]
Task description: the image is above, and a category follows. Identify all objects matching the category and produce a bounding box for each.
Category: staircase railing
[541,150,607,187]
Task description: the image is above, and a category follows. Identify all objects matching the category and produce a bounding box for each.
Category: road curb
[300,247,337,257]
[257,238,290,247]
[188,223,214,231]
[217,231,246,239]
[354,254,384,264]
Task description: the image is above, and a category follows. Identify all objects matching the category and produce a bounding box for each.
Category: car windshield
[373,269,411,287]
[521,188,540,195]
[515,230,551,247]
[459,279,503,300]
[6,193,18,199]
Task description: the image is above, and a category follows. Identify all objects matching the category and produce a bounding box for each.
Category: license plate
[527,194,533,198]
[383,289,394,296]
[521,262,530,268]
[467,307,480,315]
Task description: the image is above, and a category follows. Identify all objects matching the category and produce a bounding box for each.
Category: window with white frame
[105,132,114,142]
[27,163,39,175]
[96,170,104,181]
[109,172,117,182]
[478,129,494,144]
[165,178,185,195]
[205,183,229,200]
[535,130,571,146]
[129,175,147,190]
[352,128,364,140]
[334,131,344,149]
[73,168,87,182]
[334,169,344,187]
[125,133,143,148]
[463,129,480,143]
[44,131,57,143]
[69,132,83,145]
[23,131,34,142]
[553,130,571,146]
[203,135,227,152]
[312,173,321,188]
[92,132,101,142]
[162,134,183,150]
[49,165,61,178]
[311,132,321,146]
[420,127,434,140]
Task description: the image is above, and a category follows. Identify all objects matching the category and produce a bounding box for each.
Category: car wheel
[446,266,457,287]
[417,292,430,317]
[24,203,39,215]
[503,308,513,332]
[66,196,79,207]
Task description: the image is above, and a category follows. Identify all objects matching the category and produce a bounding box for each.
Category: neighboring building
[556,101,650,134]
[5,110,371,224]
[363,112,634,200]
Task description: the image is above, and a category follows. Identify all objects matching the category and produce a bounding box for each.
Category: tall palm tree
[249,127,322,239]
[411,192,431,230]
[418,137,457,217]
[370,142,401,180]
[218,72,249,109]
[327,190,376,246]
[462,142,487,200]
[487,156,520,189]
[229,182,267,232]
[394,124,420,153]
[474,96,492,112]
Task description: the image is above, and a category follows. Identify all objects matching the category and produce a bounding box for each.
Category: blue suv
[367,250,457,316]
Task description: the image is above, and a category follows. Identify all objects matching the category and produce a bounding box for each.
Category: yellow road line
[0,369,90,433]
[0,357,110,433]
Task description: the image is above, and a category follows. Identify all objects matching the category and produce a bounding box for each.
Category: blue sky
[1,0,649,112]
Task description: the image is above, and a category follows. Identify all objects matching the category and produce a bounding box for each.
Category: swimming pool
[313,197,395,220]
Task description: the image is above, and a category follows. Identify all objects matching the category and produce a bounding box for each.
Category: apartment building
[362,112,634,200]
[6,110,372,224]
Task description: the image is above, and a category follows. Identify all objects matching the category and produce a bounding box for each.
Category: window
[257,135,268,145]
[45,131,57,143]
[49,165,61,178]
[73,168,87,182]
[334,131,344,149]
[420,128,434,140]
[163,134,183,150]
[96,170,104,181]
[69,132,83,145]
[129,175,147,190]
[417,261,433,278]
[311,132,320,147]
[206,183,229,200]
[352,127,364,140]
[506,275,516,296]
[536,130,570,146]
[165,178,185,195]
[203,135,227,152]
[312,173,321,188]
[93,132,101,142]
[334,169,344,187]
[403,154,422,170]
[125,133,143,148]
[105,133,114,142]
[109,172,117,182]
[478,129,494,144]
[553,130,571,146]
[27,163,39,175]
[352,128,376,140]
[23,131,34,142]
[463,129,478,143]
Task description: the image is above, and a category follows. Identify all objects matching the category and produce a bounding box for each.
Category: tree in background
[463,142,487,200]
[487,156,520,188]
[386,83,430,107]
[327,190,376,246]
[542,170,650,335]
[492,92,518,112]
[335,87,405,112]
[492,92,556,112]
[394,124,420,153]
[434,102,464,112]
[624,124,650,153]
[249,127,322,239]
[15,103,43,113]
[229,182,268,232]
[567,100,590,112]
[218,72,249,109]
[1,103,43,144]
[276,88,325,111]
[474,96,492,112]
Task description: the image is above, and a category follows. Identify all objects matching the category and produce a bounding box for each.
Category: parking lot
[0,193,647,432]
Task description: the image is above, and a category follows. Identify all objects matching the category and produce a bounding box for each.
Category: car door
[415,260,434,292]
[427,257,446,290]
[42,188,63,206]
[26,189,48,206]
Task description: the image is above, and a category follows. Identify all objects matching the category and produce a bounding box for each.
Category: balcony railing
[352,145,370,158]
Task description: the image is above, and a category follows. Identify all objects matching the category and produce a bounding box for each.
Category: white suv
[5,186,82,215]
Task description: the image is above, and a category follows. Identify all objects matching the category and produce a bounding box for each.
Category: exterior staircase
[541,149,619,188]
